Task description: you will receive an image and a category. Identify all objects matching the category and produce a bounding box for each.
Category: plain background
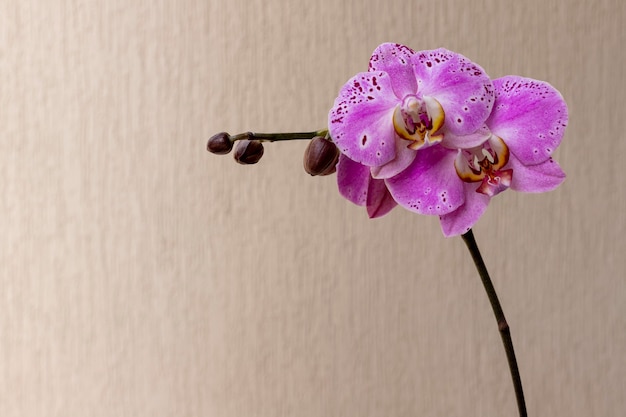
[1,0,625,416]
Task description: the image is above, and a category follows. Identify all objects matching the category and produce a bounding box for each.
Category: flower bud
[303,136,340,176]
[234,140,264,164]
[207,132,233,154]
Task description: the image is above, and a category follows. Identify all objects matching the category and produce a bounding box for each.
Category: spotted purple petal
[438,183,491,237]
[370,137,416,179]
[329,71,399,167]
[508,155,566,192]
[412,49,495,136]
[366,178,397,218]
[368,43,418,99]
[385,145,464,215]
[441,124,491,149]
[487,76,568,166]
[336,154,371,206]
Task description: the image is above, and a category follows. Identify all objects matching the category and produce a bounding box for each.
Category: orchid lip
[393,95,445,150]
[454,134,513,196]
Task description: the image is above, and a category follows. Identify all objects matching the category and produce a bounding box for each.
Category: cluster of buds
[206,130,340,176]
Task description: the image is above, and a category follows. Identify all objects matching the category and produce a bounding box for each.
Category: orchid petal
[370,138,416,179]
[336,154,397,217]
[412,49,495,136]
[366,178,397,218]
[487,76,568,165]
[438,183,491,237]
[368,43,418,99]
[454,149,484,182]
[336,154,371,206]
[424,95,445,134]
[508,156,566,192]
[329,71,398,167]
[443,124,491,149]
[386,145,464,215]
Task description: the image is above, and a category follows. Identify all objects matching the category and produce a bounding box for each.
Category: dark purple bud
[303,136,340,176]
[207,132,234,155]
[234,140,264,164]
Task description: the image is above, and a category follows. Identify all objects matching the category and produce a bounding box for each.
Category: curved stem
[461,229,527,417]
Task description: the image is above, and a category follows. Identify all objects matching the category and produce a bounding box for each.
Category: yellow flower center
[392,95,445,150]
[454,134,513,197]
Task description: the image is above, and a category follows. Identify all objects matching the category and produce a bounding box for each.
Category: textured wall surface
[1,0,625,416]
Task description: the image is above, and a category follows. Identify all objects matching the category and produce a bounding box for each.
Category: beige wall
[1,0,625,416]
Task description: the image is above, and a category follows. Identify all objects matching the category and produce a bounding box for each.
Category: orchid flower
[329,44,567,236]
[385,76,568,236]
[329,43,494,216]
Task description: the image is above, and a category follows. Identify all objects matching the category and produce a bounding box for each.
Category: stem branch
[231,130,327,143]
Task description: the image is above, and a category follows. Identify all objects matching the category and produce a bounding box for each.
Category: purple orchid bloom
[385,75,568,236]
[329,44,568,237]
[329,43,495,217]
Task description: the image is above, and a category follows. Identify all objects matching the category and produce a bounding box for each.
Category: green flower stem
[461,229,527,417]
[231,130,328,143]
